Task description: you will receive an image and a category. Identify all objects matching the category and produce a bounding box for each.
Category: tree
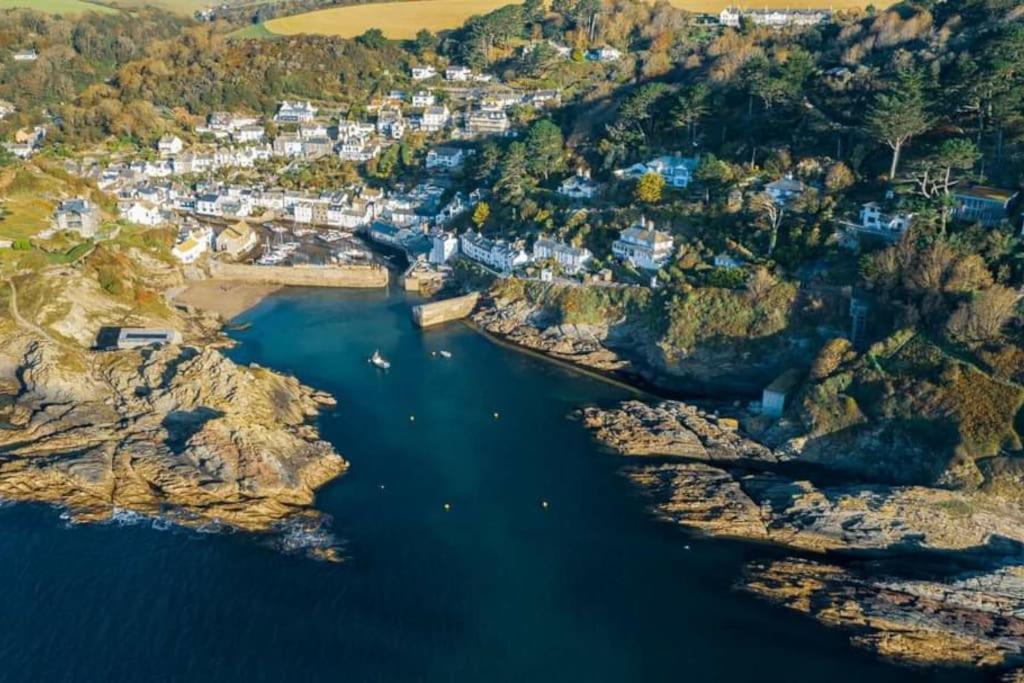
[867,69,932,180]
[357,28,387,50]
[635,172,665,204]
[473,142,502,183]
[413,29,437,57]
[750,192,784,256]
[824,161,855,194]
[672,83,709,148]
[936,138,980,234]
[472,201,490,229]
[946,285,1019,344]
[524,119,565,180]
[494,142,534,204]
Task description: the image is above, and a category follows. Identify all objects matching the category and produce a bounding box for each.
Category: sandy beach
[172,280,282,320]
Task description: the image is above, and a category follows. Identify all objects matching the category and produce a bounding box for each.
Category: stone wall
[210,261,388,288]
[411,292,480,328]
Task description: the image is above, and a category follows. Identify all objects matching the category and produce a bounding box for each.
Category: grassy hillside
[0,0,115,13]
[257,0,871,39]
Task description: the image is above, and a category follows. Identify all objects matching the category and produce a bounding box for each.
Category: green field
[0,0,115,13]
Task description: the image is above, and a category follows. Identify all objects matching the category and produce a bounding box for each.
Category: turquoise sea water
[0,287,984,682]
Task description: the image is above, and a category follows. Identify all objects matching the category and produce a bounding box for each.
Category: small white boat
[439,350,452,359]
[369,350,391,370]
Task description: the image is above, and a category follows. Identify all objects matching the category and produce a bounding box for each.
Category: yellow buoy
[541,500,549,510]
[443,502,451,512]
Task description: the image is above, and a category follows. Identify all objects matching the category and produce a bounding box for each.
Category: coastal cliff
[0,243,348,545]
[582,398,1024,673]
[472,278,821,396]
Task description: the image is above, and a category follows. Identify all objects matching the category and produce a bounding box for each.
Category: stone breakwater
[0,329,347,536]
[412,292,479,328]
[210,261,389,288]
[582,399,1024,674]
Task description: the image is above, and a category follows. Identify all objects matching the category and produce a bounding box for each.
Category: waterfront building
[171,227,212,264]
[215,221,257,257]
[762,369,804,419]
[430,232,459,265]
[116,328,182,350]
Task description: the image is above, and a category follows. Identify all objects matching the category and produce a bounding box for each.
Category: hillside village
[0,0,1024,674]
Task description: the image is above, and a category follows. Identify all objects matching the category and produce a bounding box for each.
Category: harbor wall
[210,261,389,288]
[411,292,480,328]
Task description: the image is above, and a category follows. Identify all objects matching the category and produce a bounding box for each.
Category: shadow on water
[0,285,990,683]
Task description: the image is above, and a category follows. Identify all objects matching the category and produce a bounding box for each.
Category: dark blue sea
[0,287,984,682]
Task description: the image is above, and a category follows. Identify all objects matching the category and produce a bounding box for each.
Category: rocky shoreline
[580,398,1024,674]
[0,255,349,556]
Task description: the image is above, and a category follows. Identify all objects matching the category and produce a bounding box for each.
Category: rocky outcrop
[581,400,774,461]
[744,558,1024,668]
[473,301,629,372]
[625,462,1024,553]
[584,397,1024,671]
[0,319,346,541]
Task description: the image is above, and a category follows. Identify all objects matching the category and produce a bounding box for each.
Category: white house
[412,65,438,80]
[195,193,222,217]
[460,230,529,274]
[720,6,830,28]
[376,108,406,139]
[445,65,473,81]
[612,218,674,270]
[216,221,258,257]
[558,169,599,200]
[465,110,510,136]
[412,91,436,108]
[233,125,265,143]
[533,237,593,275]
[121,201,163,226]
[765,175,806,205]
[274,101,318,123]
[429,231,459,265]
[614,155,699,188]
[171,226,212,264]
[12,49,37,62]
[421,105,451,133]
[426,146,465,170]
[858,202,914,238]
[588,46,622,62]
[157,135,183,156]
